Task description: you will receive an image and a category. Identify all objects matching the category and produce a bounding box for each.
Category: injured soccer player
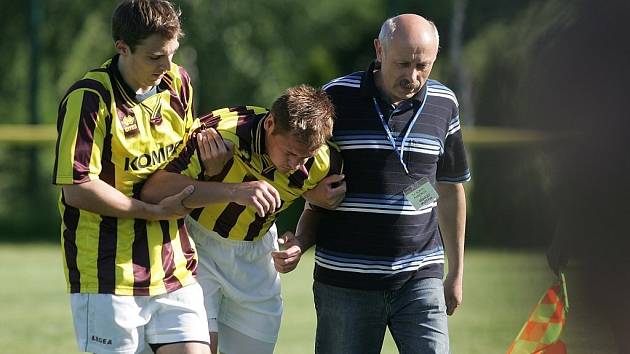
[140,84,346,354]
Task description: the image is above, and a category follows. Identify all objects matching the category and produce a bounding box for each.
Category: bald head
[373,14,440,105]
[378,14,439,56]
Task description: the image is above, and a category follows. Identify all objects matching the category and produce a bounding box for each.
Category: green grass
[0,244,614,353]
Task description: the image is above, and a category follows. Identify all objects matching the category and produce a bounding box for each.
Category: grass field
[0,244,615,354]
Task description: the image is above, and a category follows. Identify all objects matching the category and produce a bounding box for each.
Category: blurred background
[1,0,628,353]
[0,0,568,245]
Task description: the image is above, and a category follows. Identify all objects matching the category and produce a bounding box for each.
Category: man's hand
[271,231,303,273]
[197,128,234,178]
[303,174,346,209]
[443,271,463,316]
[232,180,282,217]
[150,185,195,220]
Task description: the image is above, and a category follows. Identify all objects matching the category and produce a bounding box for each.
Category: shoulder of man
[426,79,459,108]
[60,62,114,108]
[323,71,365,93]
[196,105,268,149]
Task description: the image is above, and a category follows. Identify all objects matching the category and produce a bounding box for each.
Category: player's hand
[197,128,234,178]
[443,271,463,316]
[271,231,303,273]
[151,185,195,220]
[233,180,282,217]
[303,174,346,209]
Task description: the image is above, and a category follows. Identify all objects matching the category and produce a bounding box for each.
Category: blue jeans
[313,277,449,354]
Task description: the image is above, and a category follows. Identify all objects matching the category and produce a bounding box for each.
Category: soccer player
[53,1,278,353]
[140,85,344,354]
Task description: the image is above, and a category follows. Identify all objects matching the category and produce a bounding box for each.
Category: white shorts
[70,283,209,354]
[185,216,282,345]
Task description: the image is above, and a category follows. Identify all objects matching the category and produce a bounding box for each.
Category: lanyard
[372,89,428,175]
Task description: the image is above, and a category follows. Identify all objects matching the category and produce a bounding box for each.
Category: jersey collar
[252,113,275,174]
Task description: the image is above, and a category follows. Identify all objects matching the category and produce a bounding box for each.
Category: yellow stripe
[75,210,101,292]
[115,218,135,296]
[55,93,82,183]
[148,222,167,295]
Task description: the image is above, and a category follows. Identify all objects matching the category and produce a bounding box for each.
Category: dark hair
[270,85,335,149]
[112,0,183,51]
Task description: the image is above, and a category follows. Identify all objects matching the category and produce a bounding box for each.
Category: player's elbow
[140,171,166,204]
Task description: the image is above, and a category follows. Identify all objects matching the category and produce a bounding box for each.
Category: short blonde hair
[270,85,335,149]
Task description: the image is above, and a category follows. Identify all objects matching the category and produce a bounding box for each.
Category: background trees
[0,0,580,246]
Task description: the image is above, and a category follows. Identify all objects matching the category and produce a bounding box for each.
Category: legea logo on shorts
[91,335,113,345]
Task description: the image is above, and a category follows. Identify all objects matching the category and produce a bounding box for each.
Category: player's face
[374,33,437,105]
[264,116,319,175]
[116,34,179,94]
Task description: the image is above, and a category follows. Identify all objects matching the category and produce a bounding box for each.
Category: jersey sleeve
[53,89,109,185]
[163,127,204,180]
[304,141,344,190]
[436,103,471,184]
[177,65,195,129]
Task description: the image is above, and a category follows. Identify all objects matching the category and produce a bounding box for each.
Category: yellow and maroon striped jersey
[53,55,197,296]
[165,106,343,241]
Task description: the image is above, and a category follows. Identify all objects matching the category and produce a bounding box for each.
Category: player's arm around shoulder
[62,178,194,221]
[141,125,281,217]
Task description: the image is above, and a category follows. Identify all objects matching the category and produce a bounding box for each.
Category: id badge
[403,177,439,210]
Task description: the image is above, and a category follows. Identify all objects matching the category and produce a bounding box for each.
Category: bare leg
[157,342,210,354]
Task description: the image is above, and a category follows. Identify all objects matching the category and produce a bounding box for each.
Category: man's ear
[115,40,131,56]
[374,38,383,63]
[264,114,275,133]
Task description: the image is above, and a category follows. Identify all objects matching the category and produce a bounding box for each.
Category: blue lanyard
[372,89,428,175]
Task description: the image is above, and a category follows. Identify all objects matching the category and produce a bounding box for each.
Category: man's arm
[62,179,193,221]
[141,125,281,217]
[141,170,282,217]
[436,182,466,316]
[271,204,321,273]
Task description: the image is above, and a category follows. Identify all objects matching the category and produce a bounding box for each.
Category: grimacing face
[374,33,438,105]
[264,116,319,175]
[116,33,179,94]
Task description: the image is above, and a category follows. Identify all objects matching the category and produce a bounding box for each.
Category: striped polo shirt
[314,62,471,290]
[53,55,198,296]
[164,106,343,241]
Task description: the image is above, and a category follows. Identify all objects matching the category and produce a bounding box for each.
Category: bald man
[274,14,470,353]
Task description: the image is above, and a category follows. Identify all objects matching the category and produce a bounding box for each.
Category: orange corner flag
[506,273,569,354]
